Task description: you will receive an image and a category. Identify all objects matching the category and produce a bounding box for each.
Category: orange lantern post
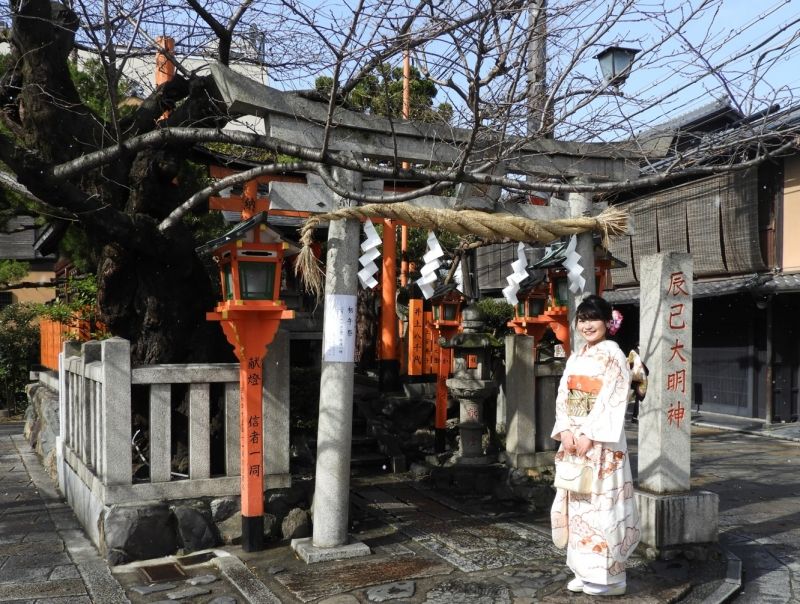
[198,212,295,552]
[430,285,464,453]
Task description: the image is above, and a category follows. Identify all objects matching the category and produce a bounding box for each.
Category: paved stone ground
[689,420,800,604]
[237,468,710,603]
[0,422,128,603]
[8,413,800,603]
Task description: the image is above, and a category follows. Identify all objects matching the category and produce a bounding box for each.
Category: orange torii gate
[207,165,306,220]
[206,163,441,384]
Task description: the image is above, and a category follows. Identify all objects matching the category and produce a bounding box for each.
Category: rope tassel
[295,203,629,299]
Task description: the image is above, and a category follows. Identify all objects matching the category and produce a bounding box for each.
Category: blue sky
[597,0,800,134]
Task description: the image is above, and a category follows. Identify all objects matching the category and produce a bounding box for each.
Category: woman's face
[577,317,607,346]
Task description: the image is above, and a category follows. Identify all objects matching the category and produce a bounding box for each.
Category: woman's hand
[575,435,594,457]
[560,430,577,455]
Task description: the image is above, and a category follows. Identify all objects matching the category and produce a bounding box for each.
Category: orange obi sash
[566,375,602,416]
[566,375,603,394]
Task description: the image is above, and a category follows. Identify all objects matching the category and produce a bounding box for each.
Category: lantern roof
[532,236,626,270]
[196,211,300,256]
[428,282,464,304]
[516,273,548,295]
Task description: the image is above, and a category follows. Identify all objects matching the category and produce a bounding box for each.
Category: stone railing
[55,335,290,547]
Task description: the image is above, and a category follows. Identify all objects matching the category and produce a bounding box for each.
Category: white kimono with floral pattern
[550,339,640,586]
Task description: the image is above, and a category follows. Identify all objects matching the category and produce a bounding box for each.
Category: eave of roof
[604,272,800,304]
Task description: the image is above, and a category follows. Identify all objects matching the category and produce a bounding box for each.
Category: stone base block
[453,451,498,465]
[499,450,555,470]
[291,537,371,564]
[635,489,718,548]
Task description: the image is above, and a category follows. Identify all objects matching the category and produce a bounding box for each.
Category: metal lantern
[428,283,465,453]
[431,285,463,328]
[553,274,570,308]
[515,292,547,322]
[595,46,639,87]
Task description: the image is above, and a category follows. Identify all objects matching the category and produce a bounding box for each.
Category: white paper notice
[322,294,357,362]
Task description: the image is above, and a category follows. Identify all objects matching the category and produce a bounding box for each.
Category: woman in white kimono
[550,295,640,596]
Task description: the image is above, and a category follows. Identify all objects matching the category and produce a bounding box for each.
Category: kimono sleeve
[550,355,574,440]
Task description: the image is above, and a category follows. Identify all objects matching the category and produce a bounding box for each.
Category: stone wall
[97,484,312,564]
[24,380,60,481]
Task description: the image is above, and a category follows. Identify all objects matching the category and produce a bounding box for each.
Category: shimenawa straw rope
[295,203,628,299]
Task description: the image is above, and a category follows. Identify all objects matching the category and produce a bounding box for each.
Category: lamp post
[430,284,464,453]
[198,212,295,552]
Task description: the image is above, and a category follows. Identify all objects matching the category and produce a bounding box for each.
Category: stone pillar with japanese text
[635,252,718,551]
[638,253,692,492]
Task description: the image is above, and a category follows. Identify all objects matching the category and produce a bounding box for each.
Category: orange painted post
[430,288,464,452]
[213,310,286,550]
[423,310,436,375]
[400,226,408,287]
[155,36,176,86]
[399,50,410,345]
[201,214,295,552]
[407,299,424,375]
[39,319,64,371]
[155,37,175,124]
[435,346,451,432]
[379,219,400,389]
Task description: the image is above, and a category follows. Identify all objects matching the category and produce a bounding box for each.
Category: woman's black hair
[575,294,612,323]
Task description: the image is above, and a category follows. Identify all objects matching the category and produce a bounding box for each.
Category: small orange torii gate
[204,163,438,381]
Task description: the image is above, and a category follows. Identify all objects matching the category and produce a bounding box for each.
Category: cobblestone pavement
[0,422,127,603]
[689,420,800,604]
[8,416,800,603]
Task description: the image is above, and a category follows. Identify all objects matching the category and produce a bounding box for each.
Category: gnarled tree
[0,0,796,364]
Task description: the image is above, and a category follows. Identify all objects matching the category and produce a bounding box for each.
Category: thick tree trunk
[0,0,235,365]
[97,233,231,365]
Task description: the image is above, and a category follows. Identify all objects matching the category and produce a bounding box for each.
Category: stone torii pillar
[291,161,371,563]
[635,252,718,553]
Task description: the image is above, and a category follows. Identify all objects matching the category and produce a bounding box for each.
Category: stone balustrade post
[99,337,132,485]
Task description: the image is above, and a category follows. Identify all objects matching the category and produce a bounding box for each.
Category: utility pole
[526,0,550,139]
[526,0,592,349]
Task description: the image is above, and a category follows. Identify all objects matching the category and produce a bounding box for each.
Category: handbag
[554,457,593,494]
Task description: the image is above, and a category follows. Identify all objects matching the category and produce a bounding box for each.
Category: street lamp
[198,211,296,552]
[595,46,639,88]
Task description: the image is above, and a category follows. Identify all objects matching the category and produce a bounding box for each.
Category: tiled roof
[0,216,55,260]
[604,272,800,304]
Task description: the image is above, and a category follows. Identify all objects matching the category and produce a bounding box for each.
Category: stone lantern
[442,304,502,463]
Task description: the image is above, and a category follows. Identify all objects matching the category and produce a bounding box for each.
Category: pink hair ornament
[607,309,623,335]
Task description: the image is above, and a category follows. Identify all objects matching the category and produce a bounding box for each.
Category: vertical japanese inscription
[664,272,689,428]
[322,294,357,362]
[408,299,424,375]
[241,369,263,514]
